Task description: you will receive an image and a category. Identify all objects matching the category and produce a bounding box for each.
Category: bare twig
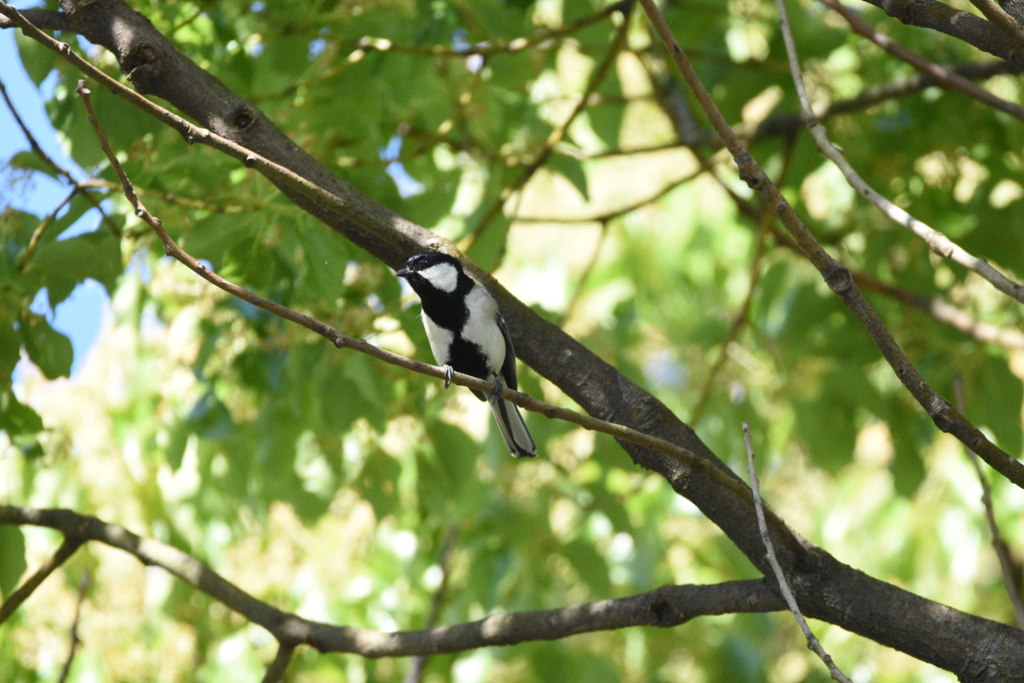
[513,155,723,225]
[260,643,296,683]
[723,191,1024,351]
[821,0,1024,123]
[0,537,83,625]
[0,77,120,238]
[16,187,78,270]
[0,505,785,657]
[403,527,459,683]
[690,227,767,427]
[953,378,1024,628]
[464,5,631,251]
[636,0,1024,489]
[56,571,90,683]
[773,0,1024,305]
[357,1,630,58]
[742,424,853,683]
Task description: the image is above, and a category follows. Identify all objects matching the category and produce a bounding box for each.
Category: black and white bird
[396,252,538,458]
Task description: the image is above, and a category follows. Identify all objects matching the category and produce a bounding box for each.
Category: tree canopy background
[1,0,1024,681]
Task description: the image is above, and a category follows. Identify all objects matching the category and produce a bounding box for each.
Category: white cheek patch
[418,263,459,293]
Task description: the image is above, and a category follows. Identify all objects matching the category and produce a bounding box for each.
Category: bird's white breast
[421,311,455,366]
[461,286,506,375]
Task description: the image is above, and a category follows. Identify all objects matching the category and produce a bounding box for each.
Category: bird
[396,252,538,458]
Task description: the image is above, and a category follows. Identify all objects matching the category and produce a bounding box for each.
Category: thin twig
[260,643,296,683]
[0,76,120,238]
[0,537,83,625]
[463,5,631,251]
[723,188,1024,351]
[513,155,724,225]
[16,187,78,270]
[73,80,751,499]
[357,1,630,58]
[768,0,1024,304]
[690,228,767,427]
[403,527,459,683]
[636,0,1024,489]
[953,377,1024,628]
[742,424,853,683]
[56,571,90,683]
[820,0,1024,123]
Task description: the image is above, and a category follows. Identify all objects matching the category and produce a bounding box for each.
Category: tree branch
[0,536,83,625]
[637,0,1024,491]
[776,0,1024,304]
[743,424,852,683]
[856,0,1024,68]
[822,0,1024,122]
[0,505,786,657]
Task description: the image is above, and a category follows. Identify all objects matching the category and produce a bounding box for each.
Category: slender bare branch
[743,424,853,683]
[0,76,120,238]
[260,643,296,683]
[0,505,786,657]
[0,537,83,625]
[636,0,1024,489]
[56,571,90,683]
[821,0,1024,122]
[772,0,1024,305]
[953,378,1024,628]
[464,5,631,251]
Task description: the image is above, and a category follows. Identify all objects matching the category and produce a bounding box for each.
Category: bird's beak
[396,268,410,278]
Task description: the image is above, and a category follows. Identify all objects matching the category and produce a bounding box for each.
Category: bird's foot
[442,364,454,389]
[491,375,503,401]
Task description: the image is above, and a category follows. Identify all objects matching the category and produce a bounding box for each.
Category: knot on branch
[649,596,679,626]
[123,43,163,93]
[232,106,256,132]
[823,263,853,294]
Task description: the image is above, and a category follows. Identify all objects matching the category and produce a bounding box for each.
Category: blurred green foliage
[2,0,1024,681]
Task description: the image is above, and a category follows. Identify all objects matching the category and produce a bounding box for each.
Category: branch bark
[0,505,786,657]
[856,0,1024,68]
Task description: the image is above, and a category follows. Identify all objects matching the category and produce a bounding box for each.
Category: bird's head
[396,252,464,294]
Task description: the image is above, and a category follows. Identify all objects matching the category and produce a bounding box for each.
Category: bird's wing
[495,312,519,392]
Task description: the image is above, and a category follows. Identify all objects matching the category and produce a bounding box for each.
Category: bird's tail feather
[489,395,538,458]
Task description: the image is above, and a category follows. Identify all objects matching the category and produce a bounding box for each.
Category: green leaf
[0,525,27,599]
[560,539,611,595]
[359,453,402,519]
[0,318,22,384]
[7,151,60,178]
[14,32,58,85]
[21,316,73,379]
[547,153,589,201]
[31,229,123,307]
[0,390,45,437]
[975,355,1023,456]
